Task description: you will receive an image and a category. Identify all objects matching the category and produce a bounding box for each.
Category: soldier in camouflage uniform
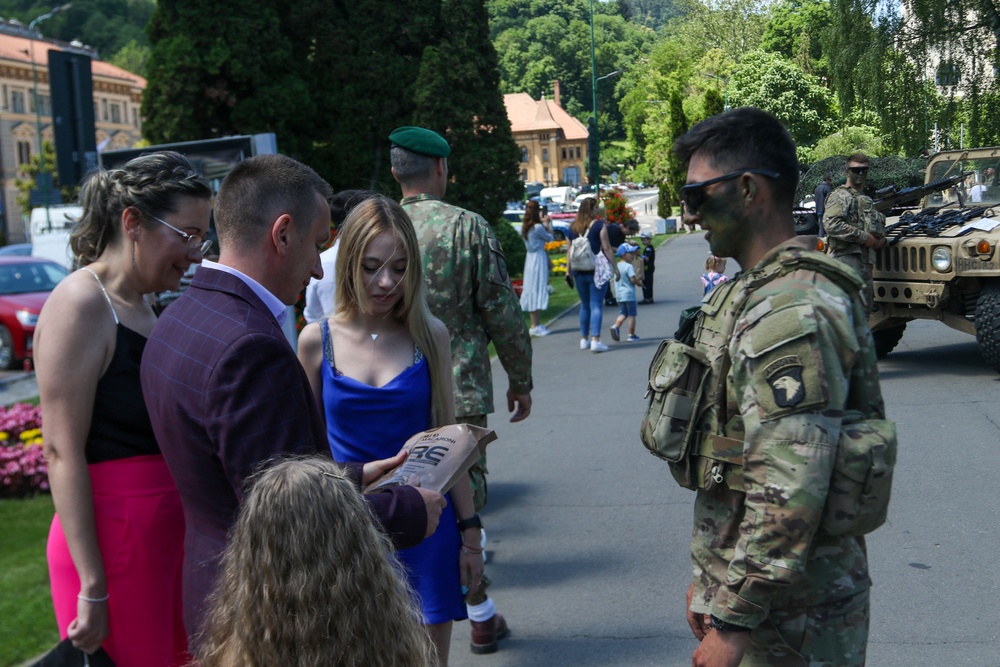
[673,108,885,666]
[390,126,532,655]
[822,153,887,315]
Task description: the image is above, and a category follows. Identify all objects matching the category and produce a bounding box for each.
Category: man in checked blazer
[141,154,445,640]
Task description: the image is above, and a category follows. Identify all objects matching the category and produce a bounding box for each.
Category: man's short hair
[823,174,832,183]
[215,154,333,251]
[847,152,870,166]
[330,190,374,231]
[390,146,441,183]
[672,107,798,207]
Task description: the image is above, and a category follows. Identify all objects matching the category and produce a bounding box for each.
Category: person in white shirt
[303,190,373,323]
[970,167,995,203]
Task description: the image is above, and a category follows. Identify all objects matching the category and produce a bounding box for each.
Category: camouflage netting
[796,156,926,202]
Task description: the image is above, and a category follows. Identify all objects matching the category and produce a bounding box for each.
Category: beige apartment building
[504,82,590,186]
[0,25,145,243]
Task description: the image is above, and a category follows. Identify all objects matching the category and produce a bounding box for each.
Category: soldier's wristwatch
[709,615,751,633]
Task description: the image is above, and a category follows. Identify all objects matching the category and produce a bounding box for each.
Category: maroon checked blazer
[141,266,427,638]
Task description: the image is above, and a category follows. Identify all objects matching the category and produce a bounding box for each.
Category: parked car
[0,257,70,369]
[0,243,32,256]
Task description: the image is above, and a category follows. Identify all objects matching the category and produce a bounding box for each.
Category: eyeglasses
[680,169,781,215]
[144,211,213,256]
[848,166,870,175]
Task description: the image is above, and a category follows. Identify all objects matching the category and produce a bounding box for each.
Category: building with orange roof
[504,81,590,187]
[0,23,145,242]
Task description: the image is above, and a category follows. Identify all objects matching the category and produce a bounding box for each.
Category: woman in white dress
[519,200,555,336]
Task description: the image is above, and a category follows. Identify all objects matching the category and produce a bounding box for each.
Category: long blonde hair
[195,456,433,667]
[571,196,599,237]
[334,195,450,427]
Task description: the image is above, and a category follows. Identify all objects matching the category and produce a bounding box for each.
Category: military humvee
[869,147,1000,371]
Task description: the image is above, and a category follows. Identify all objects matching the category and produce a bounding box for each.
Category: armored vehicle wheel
[872,323,906,359]
[974,280,1000,372]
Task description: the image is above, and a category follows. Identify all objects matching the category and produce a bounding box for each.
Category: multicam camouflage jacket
[688,237,882,629]
[402,194,533,418]
[823,184,887,262]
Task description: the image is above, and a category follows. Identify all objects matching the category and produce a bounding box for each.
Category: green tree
[760,0,828,77]
[727,50,837,155]
[411,0,521,221]
[14,140,76,216]
[702,87,724,118]
[808,126,886,162]
[664,87,688,209]
[107,39,150,77]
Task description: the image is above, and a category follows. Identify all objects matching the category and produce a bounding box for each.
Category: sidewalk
[447,231,712,666]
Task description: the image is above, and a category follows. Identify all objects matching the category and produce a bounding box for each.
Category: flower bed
[0,403,48,498]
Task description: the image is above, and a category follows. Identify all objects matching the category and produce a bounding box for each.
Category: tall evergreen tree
[412,0,521,221]
[665,87,688,209]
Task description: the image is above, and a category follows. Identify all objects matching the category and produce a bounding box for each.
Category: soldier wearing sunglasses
[822,153,887,315]
[671,109,883,667]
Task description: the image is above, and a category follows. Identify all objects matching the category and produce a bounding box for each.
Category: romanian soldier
[674,108,887,666]
[823,153,887,315]
[390,126,533,656]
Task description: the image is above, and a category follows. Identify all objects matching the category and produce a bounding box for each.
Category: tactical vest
[640,246,896,536]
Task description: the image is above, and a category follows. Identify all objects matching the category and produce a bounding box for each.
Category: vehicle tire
[0,325,15,370]
[974,280,1000,372]
[793,211,819,235]
[553,229,566,241]
[872,323,906,359]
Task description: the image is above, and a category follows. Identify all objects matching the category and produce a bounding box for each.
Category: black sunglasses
[680,169,781,214]
[848,166,869,175]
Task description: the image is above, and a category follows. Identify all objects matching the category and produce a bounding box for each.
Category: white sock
[467,597,496,622]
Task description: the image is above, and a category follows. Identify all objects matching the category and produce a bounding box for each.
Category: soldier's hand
[874,236,887,250]
[685,583,710,641]
[507,388,532,422]
[691,629,749,667]
[864,233,877,248]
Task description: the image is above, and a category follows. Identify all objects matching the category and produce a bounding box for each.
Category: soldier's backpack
[639,250,897,537]
[569,223,596,272]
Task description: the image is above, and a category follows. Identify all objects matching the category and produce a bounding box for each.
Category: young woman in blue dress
[297,194,483,666]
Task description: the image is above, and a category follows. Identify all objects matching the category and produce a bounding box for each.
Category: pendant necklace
[370,333,379,369]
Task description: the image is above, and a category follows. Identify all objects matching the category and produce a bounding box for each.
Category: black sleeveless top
[85,323,160,463]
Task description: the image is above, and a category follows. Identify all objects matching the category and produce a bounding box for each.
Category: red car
[0,257,70,370]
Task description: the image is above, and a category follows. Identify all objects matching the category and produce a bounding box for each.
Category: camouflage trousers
[831,253,874,317]
[740,588,869,666]
[461,414,491,604]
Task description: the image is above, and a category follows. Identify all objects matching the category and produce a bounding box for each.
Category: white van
[30,205,82,269]
[539,186,578,205]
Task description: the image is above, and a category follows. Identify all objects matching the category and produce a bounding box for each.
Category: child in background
[701,255,729,295]
[610,243,642,342]
[639,230,655,304]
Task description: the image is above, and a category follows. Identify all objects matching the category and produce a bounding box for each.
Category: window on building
[101,98,108,121]
[110,103,121,123]
[576,146,581,159]
[94,101,99,119]
[2,85,7,110]
[132,108,139,128]
[11,90,25,114]
[539,133,549,141]
[122,100,128,120]
[543,167,549,181]
[936,61,960,86]
[28,92,33,113]
[521,169,528,180]
[561,147,567,160]
[542,148,548,162]
[16,140,31,166]
[520,146,528,162]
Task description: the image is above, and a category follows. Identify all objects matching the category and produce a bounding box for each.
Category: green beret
[389,126,451,158]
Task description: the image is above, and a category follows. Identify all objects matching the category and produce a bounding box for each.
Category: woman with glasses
[35,151,211,666]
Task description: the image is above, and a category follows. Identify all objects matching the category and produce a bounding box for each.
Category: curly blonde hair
[195,456,433,667]
[334,195,451,427]
[70,151,211,267]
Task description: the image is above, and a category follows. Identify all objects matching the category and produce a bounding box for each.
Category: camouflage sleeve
[712,297,859,628]
[470,214,533,395]
[823,189,868,246]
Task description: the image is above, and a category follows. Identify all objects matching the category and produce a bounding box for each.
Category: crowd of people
[33,111,893,667]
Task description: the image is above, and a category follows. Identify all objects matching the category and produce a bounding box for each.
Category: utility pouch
[640,339,711,490]
[820,416,897,536]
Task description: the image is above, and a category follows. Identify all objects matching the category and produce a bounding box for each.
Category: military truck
[869,147,1000,371]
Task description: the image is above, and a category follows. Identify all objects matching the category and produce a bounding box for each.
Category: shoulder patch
[488,235,509,284]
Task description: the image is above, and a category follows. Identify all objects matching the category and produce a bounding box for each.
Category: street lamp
[28,3,71,231]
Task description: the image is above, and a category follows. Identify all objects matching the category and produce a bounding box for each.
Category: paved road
[448,230,1000,666]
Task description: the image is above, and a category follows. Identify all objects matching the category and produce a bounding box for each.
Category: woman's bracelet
[460,543,484,554]
[77,592,109,603]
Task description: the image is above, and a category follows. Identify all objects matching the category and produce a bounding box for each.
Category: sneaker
[610,325,620,342]
[628,334,641,342]
[580,337,590,350]
[591,340,609,353]
[534,324,551,336]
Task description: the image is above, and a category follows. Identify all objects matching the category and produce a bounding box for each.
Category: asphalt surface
[447,226,1000,666]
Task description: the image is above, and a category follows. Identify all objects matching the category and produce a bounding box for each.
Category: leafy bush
[0,403,48,498]
[491,218,526,279]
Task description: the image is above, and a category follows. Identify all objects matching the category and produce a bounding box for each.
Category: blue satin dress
[320,321,465,623]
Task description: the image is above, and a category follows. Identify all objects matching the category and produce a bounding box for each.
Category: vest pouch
[820,418,897,536]
[640,340,711,490]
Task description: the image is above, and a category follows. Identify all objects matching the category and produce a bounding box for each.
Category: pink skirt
[47,454,189,667]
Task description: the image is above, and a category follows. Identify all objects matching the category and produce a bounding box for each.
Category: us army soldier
[673,108,887,666]
[390,126,532,655]
[823,152,886,315]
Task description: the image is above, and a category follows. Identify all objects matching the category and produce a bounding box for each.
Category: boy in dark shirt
[640,230,656,304]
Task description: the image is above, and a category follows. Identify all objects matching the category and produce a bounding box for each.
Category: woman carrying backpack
[566,197,619,353]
